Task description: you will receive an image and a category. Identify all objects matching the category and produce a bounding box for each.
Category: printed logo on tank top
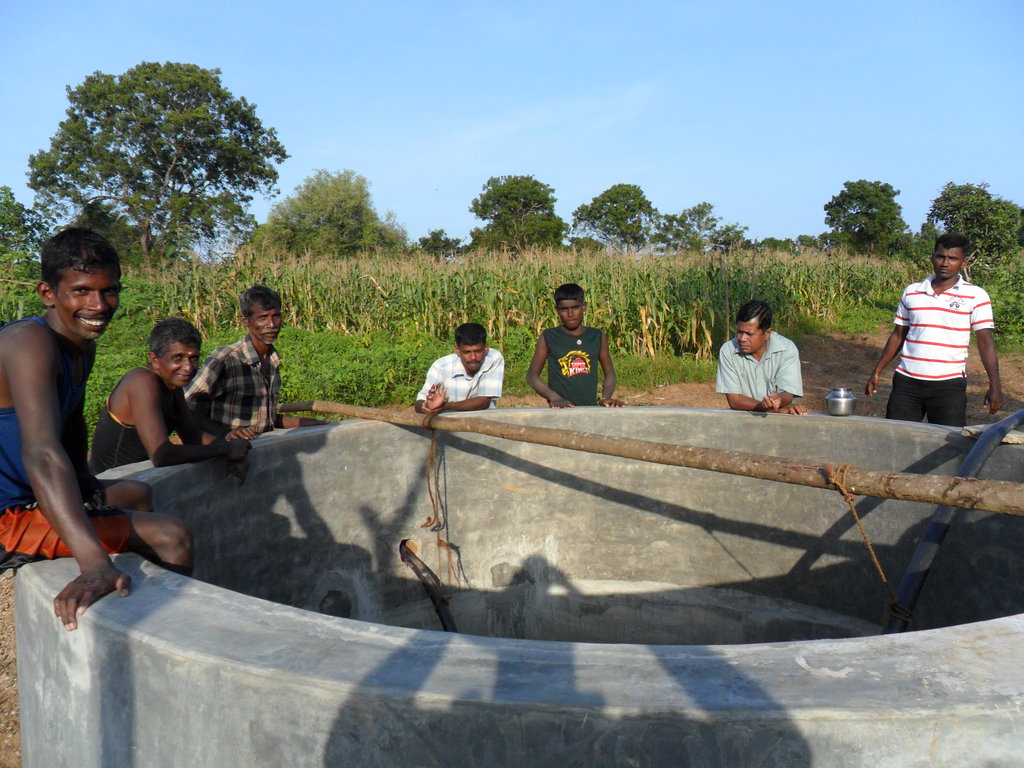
[557,350,592,377]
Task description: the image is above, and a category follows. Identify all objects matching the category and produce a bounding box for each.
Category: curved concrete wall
[16,408,1024,767]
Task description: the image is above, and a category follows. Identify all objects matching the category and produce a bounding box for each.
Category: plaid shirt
[416,348,504,407]
[184,335,280,434]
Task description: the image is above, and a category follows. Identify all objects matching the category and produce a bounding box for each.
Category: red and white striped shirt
[894,274,994,381]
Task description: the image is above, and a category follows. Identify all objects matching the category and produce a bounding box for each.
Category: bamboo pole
[280,401,1024,517]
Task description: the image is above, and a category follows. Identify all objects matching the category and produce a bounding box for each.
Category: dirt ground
[0,326,1021,767]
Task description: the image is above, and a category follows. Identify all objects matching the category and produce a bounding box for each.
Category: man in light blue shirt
[415,323,504,414]
[715,300,807,415]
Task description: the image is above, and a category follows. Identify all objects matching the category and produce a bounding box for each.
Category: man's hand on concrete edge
[53,561,130,631]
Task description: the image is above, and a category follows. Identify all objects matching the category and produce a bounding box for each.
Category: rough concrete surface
[16,409,1024,767]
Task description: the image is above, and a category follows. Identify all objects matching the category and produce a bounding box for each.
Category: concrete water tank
[16,408,1024,767]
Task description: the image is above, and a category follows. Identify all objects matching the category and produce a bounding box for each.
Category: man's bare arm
[597,332,624,407]
[122,374,250,466]
[975,329,1003,415]
[2,323,128,630]
[419,395,493,414]
[866,325,908,397]
[526,335,572,408]
[725,391,798,413]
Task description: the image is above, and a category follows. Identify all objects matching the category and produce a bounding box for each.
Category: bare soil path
[1,326,1021,767]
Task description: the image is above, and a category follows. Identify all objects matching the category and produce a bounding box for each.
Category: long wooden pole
[280,401,1024,517]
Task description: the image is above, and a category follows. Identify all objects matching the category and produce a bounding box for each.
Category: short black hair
[239,285,282,318]
[736,299,773,331]
[935,233,970,253]
[454,322,487,347]
[554,283,585,303]
[149,318,202,357]
[40,228,121,288]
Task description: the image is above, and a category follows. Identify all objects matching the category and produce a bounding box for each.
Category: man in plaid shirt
[415,323,504,414]
[185,286,321,435]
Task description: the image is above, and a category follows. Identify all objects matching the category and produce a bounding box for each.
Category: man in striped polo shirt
[865,233,1002,426]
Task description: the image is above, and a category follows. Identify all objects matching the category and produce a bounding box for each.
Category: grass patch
[615,354,717,390]
[829,305,893,337]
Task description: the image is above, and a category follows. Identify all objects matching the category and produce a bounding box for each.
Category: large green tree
[0,186,48,281]
[0,186,46,254]
[28,61,287,262]
[251,169,407,256]
[928,182,1022,268]
[653,202,748,252]
[571,183,658,252]
[417,229,464,259]
[469,175,567,251]
[909,220,942,258]
[823,180,909,254]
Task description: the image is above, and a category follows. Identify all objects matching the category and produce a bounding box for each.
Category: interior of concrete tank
[160,409,1024,645]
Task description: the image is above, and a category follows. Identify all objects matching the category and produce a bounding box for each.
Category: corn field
[3,247,921,358]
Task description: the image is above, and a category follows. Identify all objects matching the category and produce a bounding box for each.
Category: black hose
[884,408,1024,634]
[399,539,459,633]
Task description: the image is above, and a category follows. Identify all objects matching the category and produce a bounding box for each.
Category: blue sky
[2,1,1021,244]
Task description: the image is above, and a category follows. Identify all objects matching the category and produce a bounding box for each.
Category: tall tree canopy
[571,184,657,252]
[417,229,464,259]
[823,180,908,254]
[653,202,748,252]
[928,182,1022,269]
[469,175,567,251]
[0,186,46,255]
[251,169,407,256]
[28,61,288,262]
[0,186,48,281]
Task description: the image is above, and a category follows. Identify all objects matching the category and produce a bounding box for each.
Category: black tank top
[542,326,603,406]
[88,373,179,473]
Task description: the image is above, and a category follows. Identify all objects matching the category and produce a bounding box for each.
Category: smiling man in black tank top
[89,318,251,477]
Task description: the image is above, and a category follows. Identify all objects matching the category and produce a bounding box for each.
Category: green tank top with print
[542,326,602,406]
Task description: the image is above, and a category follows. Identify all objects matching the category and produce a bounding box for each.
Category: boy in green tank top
[526,283,625,408]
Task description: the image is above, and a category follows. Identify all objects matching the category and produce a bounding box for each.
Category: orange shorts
[0,504,133,570]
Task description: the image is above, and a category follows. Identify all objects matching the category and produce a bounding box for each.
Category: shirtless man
[89,318,251,477]
[0,228,193,631]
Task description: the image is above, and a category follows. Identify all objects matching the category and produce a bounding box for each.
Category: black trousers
[885,371,967,427]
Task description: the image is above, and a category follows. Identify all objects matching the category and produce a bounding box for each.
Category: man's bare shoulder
[0,320,63,403]
[1,317,46,341]
[0,318,61,363]
[119,366,159,386]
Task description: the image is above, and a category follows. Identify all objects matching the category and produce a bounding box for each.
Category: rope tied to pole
[826,463,913,622]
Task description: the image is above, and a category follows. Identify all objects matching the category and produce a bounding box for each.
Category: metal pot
[825,386,857,417]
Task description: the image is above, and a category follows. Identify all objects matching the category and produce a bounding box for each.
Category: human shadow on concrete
[91,425,360,764]
[393,428,1024,631]
[322,554,812,768]
[706,504,1024,631]
[426,431,962,576]
[185,425,375,611]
